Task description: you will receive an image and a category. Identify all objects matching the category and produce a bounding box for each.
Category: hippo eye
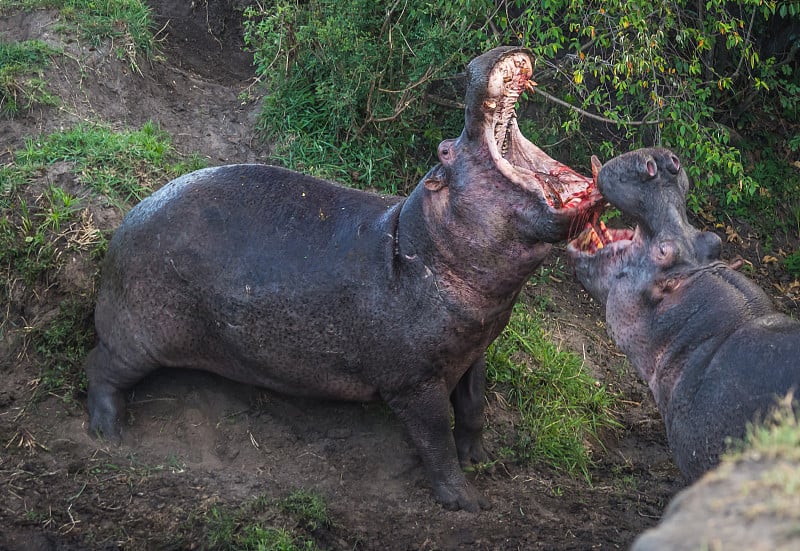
[437,140,454,163]
[653,240,677,267]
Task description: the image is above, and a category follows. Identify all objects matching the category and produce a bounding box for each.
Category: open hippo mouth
[567,147,725,276]
[469,47,604,218]
[569,221,635,257]
[566,218,640,305]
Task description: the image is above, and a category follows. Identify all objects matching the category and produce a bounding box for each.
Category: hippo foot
[86,382,126,445]
[433,479,491,512]
[454,430,493,471]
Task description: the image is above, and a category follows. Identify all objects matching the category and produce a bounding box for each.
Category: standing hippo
[85,46,604,511]
[567,148,800,481]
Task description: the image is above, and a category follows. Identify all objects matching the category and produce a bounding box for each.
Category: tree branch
[531,87,662,126]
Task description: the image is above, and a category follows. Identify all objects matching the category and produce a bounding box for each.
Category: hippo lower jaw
[566,225,637,304]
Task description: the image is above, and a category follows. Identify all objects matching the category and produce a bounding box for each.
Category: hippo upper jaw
[460,47,605,243]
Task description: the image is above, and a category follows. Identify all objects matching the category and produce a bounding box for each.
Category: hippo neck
[647,263,777,415]
[397,183,551,312]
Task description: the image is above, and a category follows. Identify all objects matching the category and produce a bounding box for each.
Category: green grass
[0,39,60,114]
[2,1,156,69]
[1,1,158,116]
[726,398,800,463]
[200,491,326,551]
[487,301,620,480]
[785,251,800,278]
[30,298,95,399]
[2,122,205,403]
[278,490,331,532]
[15,121,205,205]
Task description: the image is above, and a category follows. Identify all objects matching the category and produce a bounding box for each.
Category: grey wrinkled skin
[85,46,603,512]
[567,148,800,482]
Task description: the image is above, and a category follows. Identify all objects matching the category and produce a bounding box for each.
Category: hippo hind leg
[85,341,151,444]
[451,357,491,468]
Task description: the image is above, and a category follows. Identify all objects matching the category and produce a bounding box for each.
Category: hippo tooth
[599,220,613,243]
[590,228,604,249]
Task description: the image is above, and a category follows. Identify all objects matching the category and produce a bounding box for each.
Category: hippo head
[566,148,725,391]
[416,47,604,255]
[566,148,722,304]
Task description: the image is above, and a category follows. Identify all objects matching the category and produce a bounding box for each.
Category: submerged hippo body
[568,148,800,481]
[86,47,603,511]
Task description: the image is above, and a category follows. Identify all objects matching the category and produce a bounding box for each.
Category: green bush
[243,0,494,193]
[244,0,800,224]
[504,0,799,212]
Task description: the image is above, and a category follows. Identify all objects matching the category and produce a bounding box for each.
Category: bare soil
[1,2,797,550]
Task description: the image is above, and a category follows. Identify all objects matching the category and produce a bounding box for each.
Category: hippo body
[86,47,603,511]
[568,148,800,481]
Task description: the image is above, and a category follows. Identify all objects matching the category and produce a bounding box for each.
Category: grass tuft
[726,395,800,463]
[15,121,205,205]
[0,39,60,115]
[30,298,95,399]
[487,302,620,480]
[279,489,332,532]
[200,491,325,551]
[2,0,157,70]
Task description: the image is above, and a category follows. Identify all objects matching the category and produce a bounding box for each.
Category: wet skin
[568,148,800,481]
[85,46,603,511]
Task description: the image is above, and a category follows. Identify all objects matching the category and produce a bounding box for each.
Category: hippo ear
[647,277,681,303]
[424,176,448,191]
[590,155,602,182]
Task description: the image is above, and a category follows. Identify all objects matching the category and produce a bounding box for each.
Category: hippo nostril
[669,154,681,174]
[645,158,657,179]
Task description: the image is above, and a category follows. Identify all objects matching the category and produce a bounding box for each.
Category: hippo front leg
[385,380,490,512]
[451,357,490,468]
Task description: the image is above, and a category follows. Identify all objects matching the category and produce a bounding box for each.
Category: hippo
[567,147,800,481]
[84,46,604,511]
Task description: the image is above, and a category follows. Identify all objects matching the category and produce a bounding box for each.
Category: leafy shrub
[785,250,800,277]
[243,0,494,193]
[245,0,800,224]
[500,0,799,211]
